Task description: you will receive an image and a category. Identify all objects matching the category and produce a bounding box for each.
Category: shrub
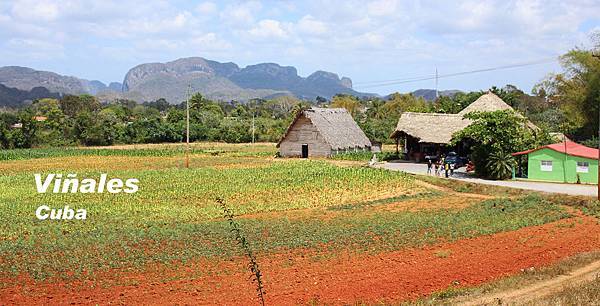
[486,151,517,180]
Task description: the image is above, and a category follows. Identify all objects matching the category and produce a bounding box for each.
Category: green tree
[59,95,101,117]
[14,108,37,148]
[331,94,361,116]
[189,93,211,110]
[385,93,430,114]
[432,91,482,114]
[534,34,600,140]
[451,110,550,179]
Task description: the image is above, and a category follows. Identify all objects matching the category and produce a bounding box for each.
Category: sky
[0,0,599,95]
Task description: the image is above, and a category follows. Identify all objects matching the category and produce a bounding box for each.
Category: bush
[486,151,517,180]
[331,151,374,161]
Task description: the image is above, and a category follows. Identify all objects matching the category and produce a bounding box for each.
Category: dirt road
[462,259,600,305]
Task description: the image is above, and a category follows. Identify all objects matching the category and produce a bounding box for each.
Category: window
[540,160,553,172]
[576,161,589,173]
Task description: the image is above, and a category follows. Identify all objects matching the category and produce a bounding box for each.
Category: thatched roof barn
[390,113,471,144]
[277,107,372,158]
[390,92,526,161]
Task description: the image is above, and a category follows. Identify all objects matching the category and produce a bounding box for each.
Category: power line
[354,57,558,89]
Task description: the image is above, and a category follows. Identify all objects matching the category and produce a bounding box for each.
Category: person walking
[427,159,433,175]
[444,160,450,178]
[434,160,440,176]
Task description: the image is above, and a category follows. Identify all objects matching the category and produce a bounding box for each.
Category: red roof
[513,141,599,160]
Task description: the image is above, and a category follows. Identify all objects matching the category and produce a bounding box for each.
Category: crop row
[0,193,569,281]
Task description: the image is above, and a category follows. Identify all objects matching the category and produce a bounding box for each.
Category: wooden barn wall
[279,116,332,157]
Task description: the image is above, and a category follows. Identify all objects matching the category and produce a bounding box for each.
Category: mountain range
[0,58,461,107]
[0,57,374,104]
[122,57,367,102]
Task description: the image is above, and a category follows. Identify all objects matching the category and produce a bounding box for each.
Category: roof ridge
[403,112,464,117]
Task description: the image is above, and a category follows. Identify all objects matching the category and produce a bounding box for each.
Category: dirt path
[462,259,600,305]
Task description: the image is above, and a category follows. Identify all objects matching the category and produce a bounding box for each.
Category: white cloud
[189,33,232,51]
[248,19,289,40]
[4,38,65,60]
[11,0,59,22]
[296,15,329,36]
[367,0,399,17]
[0,13,10,23]
[220,1,262,27]
[196,2,217,15]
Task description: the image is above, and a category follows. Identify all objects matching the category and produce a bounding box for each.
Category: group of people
[426,156,454,178]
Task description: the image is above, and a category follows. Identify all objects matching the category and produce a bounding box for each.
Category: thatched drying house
[277,107,372,158]
[390,92,524,161]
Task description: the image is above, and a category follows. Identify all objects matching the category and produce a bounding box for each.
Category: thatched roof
[391,91,540,144]
[390,112,472,144]
[277,107,372,150]
[458,92,513,115]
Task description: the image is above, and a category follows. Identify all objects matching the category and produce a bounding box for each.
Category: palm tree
[486,151,517,180]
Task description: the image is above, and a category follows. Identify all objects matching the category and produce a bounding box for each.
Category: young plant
[217,197,266,306]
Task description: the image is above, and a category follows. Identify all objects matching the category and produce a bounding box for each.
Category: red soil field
[2,213,600,305]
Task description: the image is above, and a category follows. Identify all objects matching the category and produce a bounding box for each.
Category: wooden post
[185,85,190,169]
[395,137,399,154]
[594,52,600,200]
[563,135,567,183]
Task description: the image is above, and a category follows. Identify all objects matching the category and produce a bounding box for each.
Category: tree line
[0,94,308,149]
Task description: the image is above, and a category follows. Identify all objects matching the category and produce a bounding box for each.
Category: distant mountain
[0,59,374,104]
[122,57,373,103]
[0,66,123,98]
[0,83,61,108]
[0,66,89,95]
[108,82,123,92]
[411,89,462,101]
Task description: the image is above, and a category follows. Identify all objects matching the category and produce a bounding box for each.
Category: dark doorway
[301,144,308,158]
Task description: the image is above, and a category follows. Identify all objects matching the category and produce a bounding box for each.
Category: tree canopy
[451,110,551,179]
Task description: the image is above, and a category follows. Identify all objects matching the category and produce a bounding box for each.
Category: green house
[513,141,598,184]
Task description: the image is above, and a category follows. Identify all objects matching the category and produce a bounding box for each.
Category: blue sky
[0,0,598,95]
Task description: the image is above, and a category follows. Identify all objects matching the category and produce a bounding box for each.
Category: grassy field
[0,143,597,304]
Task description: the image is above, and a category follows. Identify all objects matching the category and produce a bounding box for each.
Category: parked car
[444,152,468,169]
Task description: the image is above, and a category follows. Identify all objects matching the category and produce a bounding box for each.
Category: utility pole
[251,99,256,144]
[435,67,439,99]
[593,52,600,200]
[185,84,191,169]
[563,134,568,183]
[252,112,255,144]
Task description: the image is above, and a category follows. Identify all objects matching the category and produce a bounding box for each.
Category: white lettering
[35,205,87,220]
[106,179,123,193]
[34,174,139,194]
[35,205,50,220]
[34,174,55,193]
[124,179,139,194]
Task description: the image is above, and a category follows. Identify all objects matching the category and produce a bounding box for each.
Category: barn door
[301,144,308,158]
